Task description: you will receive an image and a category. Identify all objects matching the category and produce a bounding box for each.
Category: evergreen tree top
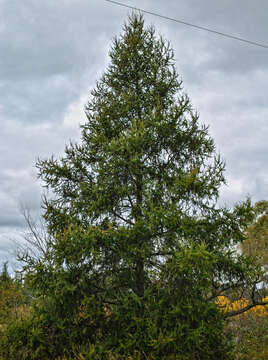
[38,14,227,238]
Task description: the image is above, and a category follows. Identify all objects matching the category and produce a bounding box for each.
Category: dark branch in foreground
[225,300,268,318]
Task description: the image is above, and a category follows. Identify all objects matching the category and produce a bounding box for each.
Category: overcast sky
[1,0,268,269]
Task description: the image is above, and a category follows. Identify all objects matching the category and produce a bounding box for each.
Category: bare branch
[16,205,53,267]
[111,211,134,225]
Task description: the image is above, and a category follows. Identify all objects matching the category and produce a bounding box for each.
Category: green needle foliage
[2,14,265,360]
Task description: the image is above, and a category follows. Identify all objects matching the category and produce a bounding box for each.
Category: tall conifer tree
[11,14,266,360]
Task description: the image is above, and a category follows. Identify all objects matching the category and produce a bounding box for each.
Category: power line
[105,0,268,49]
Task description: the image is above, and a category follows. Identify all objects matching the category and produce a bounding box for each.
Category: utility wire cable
[105,0,268,49]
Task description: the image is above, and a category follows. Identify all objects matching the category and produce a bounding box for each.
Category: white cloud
[63,94,88,130]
